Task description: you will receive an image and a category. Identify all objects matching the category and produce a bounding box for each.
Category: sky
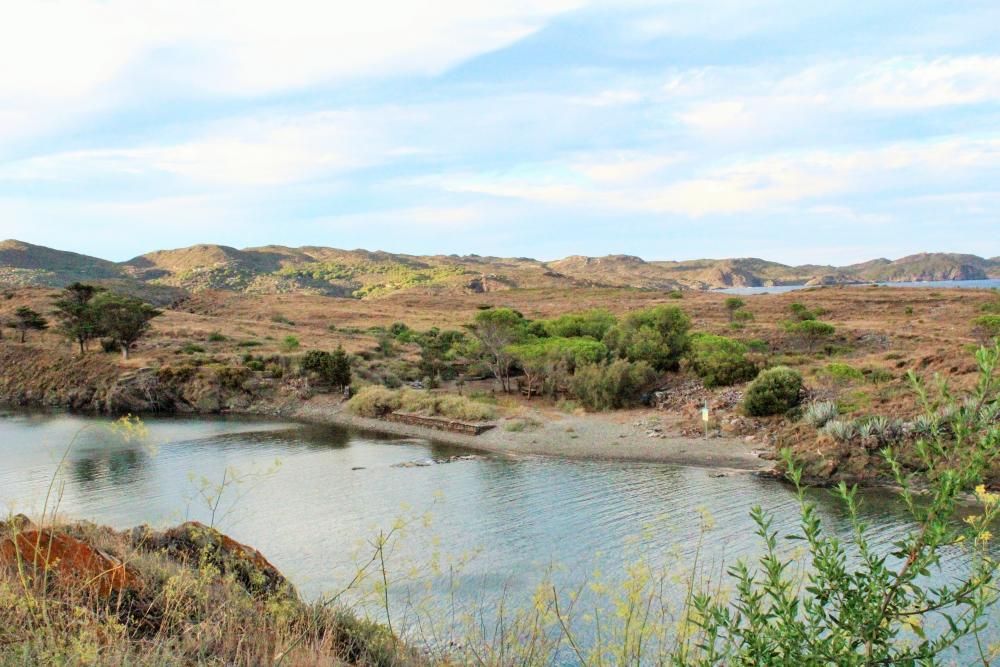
[0,1,998,265]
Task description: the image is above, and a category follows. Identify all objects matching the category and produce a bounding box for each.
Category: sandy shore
[288,395,775,472]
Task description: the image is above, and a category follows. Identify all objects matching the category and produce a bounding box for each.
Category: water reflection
[1,411,996,650]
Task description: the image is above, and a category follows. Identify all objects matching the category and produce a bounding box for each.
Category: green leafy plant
[603,305,691,372]
[687,334,759,387]
[743,366,803,416]
[688,345,1000,664]
[569,359,656,410]
[784,319,835,352]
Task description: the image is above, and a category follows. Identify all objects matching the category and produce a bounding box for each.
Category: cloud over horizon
[0,1,997,264]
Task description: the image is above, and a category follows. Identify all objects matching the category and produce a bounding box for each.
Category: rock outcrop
[0,517,140,595]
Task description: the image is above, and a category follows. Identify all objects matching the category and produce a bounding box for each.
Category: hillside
[1,239,997,300]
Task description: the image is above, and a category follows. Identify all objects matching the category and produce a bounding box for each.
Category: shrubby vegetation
[347,385,496,421]
[569,359,656,410]
[743,366,803,416]
[603,305,691,371]
[301,347,352,389]
[686,333,760,387]
[784,318,836,352]
[974,314,1000,342]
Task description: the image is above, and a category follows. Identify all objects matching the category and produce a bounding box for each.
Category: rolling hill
[0,239,997,300]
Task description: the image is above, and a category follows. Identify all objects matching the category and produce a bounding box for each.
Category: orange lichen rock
[0,528,140,595]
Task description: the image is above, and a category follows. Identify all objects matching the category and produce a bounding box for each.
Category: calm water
[718,278,1000,295]
[2,411,996,650]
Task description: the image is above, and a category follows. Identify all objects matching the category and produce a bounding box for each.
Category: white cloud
[431,136,1000,216]
[0,0,584,146]
[0,111,399,186]
[673,57,1000,137]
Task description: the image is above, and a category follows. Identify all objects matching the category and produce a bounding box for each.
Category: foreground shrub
[743,366,803,416]
[688,344,1000,664]
[570,359,656,410]
[687,334,760,387]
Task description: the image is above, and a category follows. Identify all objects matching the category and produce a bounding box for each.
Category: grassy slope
[2,240,998,299]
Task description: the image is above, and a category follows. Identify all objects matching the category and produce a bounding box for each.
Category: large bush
[301,347,352,388]
[687,334,759,387]
[743,366,803,416]
[604,305,691,372]
[570,359,656,410]
[542,309,617,340]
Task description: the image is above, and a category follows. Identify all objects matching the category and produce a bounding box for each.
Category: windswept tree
[92,293,161,360]
[724,297,746,323]
[8,306,48,343]
[52,282,105,353]
[470,307,527,392]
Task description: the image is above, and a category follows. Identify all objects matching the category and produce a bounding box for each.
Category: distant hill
[1,239,997,300]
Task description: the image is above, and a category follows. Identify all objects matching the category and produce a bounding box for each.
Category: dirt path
[289,395,774,472]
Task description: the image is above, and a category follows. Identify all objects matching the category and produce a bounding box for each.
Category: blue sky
[0,0,998,265]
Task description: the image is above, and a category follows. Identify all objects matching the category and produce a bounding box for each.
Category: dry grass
[347,386,496,421]
[0,517,419,666]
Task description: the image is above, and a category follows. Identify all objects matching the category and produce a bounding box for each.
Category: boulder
[0,527,140,595]
[139,522,293,599]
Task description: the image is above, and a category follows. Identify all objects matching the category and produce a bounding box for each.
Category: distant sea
[716,279,1000,295]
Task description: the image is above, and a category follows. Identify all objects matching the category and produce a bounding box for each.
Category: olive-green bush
[687,334,760,387]
[742,366,803,416]
[569,359,656,410]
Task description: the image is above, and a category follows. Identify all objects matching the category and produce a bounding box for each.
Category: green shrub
[237,340,262,348]
[864,367,893,385]
[604,305,691,372]
[667,290,684,299]
[784,319,835,352]
[281,335,300,352]
[207,331,227,342]
[301,347,352,388]
[789,302,816,321]
[570,359,656,410]
[820,362,864,383]
[687,334,759,387]
[180,343,206,354]
[542,309,617,340]
[743,366,803,416]
[973,314,1000,341]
